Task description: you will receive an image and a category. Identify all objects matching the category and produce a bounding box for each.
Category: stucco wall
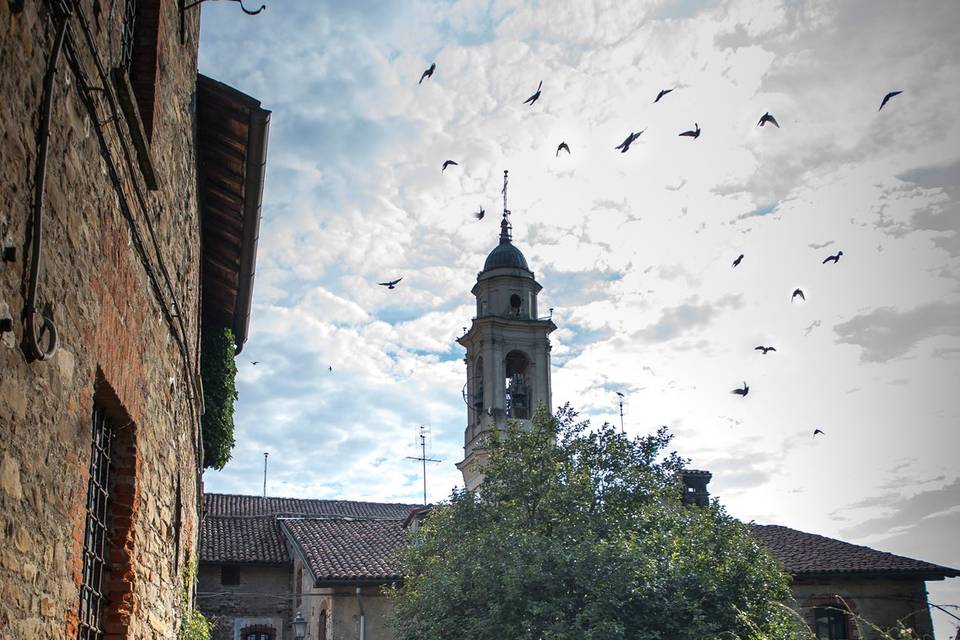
[0,0,203,637]
[197,563,294,640]
[790,576,936,640]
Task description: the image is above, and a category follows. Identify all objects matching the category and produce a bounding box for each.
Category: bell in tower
[456,171,556,491]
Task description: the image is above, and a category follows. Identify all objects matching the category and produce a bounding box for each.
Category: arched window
[318,609,328,640]
[240,624,276,640]
[504,351,531,419]
[473,357,484,419]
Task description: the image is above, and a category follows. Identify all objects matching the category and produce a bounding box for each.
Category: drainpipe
[356,586,366,640]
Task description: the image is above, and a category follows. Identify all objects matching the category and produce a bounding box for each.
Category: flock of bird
[411,63,906,439]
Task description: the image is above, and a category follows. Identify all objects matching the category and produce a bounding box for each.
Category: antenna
[405,425,441,505]
[263,452,269,497]
[502,169,509,217]
[616,393,625,433]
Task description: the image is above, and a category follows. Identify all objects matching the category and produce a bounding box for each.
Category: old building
[198,195,956,640]
[0,1,268,638]
[198,495,417,640]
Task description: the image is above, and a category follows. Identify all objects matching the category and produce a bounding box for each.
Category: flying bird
[879,90,902,111]
[615,130,644,153]
[378,277,403,289]
[731,382,749,397]
[328,366,333,372]
[523,80,543,106]
[679,123,701,139]
[813,428,825,437]
[442,160,458,172]
[251,361,259,365]
[792,288,805,301]
[754,346,776,354]
[732,254,744,267]
[474,206,485,220]
[556,141,570,156]
[615,391,625,398]
[654,88,673,103]
[419,63,435,84]
[822,251,843,264]
[757,112,780,128]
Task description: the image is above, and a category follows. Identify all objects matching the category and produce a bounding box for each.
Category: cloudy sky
[198,0,960,631]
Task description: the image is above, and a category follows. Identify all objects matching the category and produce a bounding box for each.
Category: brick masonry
[0,0,204,638]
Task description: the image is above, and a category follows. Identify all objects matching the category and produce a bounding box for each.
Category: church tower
[456,171,556,490]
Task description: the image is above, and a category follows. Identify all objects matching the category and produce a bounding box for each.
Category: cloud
[833,302,960,362]
[837,478,960,541]
[636,295,742,342]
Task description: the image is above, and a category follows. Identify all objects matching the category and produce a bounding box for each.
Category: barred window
[117,0,161,140]
[77,407,113,640]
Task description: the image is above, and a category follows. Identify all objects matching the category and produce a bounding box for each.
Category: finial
[499,169,512,244]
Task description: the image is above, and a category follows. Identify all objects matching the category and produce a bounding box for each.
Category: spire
[499,169,512,244]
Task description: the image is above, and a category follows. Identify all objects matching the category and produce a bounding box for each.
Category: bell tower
[456,171,556,491]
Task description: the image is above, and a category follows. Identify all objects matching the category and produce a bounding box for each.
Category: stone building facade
[0,1,268,637]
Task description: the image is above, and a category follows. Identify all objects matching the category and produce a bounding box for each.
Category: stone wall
[197,563,294,640]
[790,576,936,640]
[0,0,203,637]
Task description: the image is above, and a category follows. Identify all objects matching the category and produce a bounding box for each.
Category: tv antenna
[405,425,441,505]
[263,452,269,497]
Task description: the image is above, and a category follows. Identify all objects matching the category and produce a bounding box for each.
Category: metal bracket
[179,0,266,44]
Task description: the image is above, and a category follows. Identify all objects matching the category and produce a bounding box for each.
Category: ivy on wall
[180,559,212,640]
[200,326,238,470]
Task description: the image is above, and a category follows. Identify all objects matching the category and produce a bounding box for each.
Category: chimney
[681,469,712,507]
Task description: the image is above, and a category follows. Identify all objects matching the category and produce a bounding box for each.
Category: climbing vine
[179,559,212,640]
[200,326,238,470]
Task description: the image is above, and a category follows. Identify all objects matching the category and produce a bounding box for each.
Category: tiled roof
[205,493,418,519]
[750,524,959,578]
[200,515,290,564]
[281,518,407,584]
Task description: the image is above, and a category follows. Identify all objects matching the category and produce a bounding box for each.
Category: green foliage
[200,326,238,470]
[179,559,212,640]
[389,405,807,640]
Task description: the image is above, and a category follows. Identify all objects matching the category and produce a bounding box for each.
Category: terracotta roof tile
[200,516,289,564]
[750,524,959,578]
[205,493,418,519]
[281,518,407,584]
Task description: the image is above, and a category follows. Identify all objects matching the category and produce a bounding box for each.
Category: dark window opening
[119,0,161,141]
[814,607,849,640]
[295,566,303,606]
[473,358,484,419]
[504,351,530,419]
[509,293,522,316]
[77,407,113,640]
[240,625,276,640]
[221,565,240,586]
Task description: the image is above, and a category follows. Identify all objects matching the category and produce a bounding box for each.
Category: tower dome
[483,217,530,272]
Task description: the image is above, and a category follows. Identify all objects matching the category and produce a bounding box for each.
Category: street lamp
[292,611,307,639]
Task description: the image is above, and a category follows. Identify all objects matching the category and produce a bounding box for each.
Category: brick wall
[0,0,203,637]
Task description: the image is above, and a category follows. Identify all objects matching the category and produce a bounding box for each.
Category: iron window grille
[77,407,113,640]
[119,0,137,73]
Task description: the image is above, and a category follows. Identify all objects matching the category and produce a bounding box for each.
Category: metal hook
[180,0,265,43]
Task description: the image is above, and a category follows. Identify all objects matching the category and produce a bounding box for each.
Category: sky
[197,0,960,633]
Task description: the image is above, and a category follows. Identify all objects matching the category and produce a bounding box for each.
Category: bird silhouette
[792,288,805,301]
[556,141,570,156]
[614,130,644,153]
[813,428,825,437]
[378,277,403,289]
[879,90,902,111]
[328,366,333,372]
[419,63,435,84]
[822,251,843,264]
[757,112,780,128]
[731,381,749,397]
[523,80,542,106]
[442,160,458,172]
[679,123,701,139]
[732,254,744,267]
[754,346,776,354]
[654,88,673,103]
[251,361,259,365]
[474,206,485,220]
[615,391,625,398]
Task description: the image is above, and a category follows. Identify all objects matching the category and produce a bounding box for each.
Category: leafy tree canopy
[390,405,804,640]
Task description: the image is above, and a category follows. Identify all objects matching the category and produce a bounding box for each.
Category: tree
[389,405,805,640]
